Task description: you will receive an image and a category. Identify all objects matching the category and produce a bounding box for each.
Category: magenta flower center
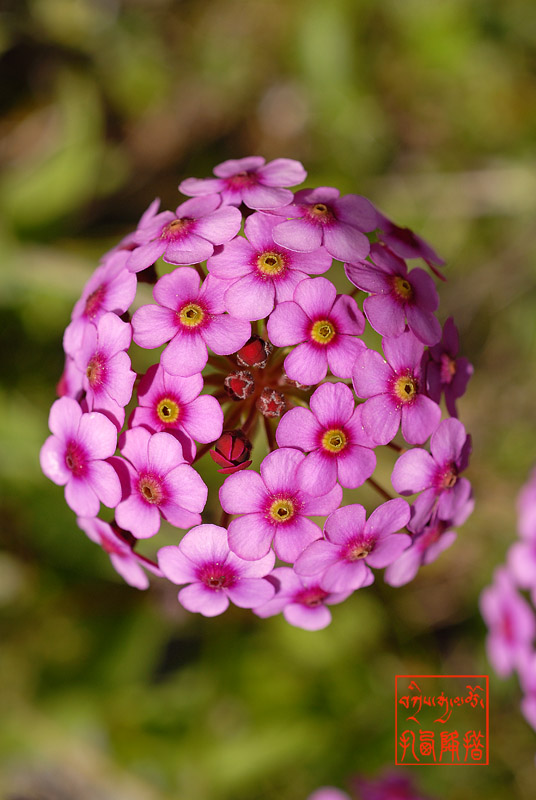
[321,427,348,454]
[295,585,328,607]
[177,302,205,329]
[305,202,334,224]
[86,353,106,388]
[440,353,457,384]
[162,217,192,240]
[65,440,87,476]
[138,474,164,505]
[227,171,256,189]
[256,250,287,278]
[197,562,236,591]
[345,534,374,561]
[437,463,458,490]
[84,284,106,319]
[267,496,299,524]
[156,396,180,424]
[310,318,336,346]
[392,372,418,404]
[392,275,413,302]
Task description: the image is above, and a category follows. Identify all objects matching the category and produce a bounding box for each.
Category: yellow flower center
[156,397,180,424]
[163,218,189,238]
[269,498,295,524]
[257,251,285,277]
[394,374,418,403]
[321,428,348,454]
[310,319,336,345]
[179,303,205,328]
[86,354,105,387]
[393,276,413,300]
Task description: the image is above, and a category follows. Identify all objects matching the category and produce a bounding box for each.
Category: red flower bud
[236,335,273,369]
[210,430,253,474]
[224,370,255,401]
[256,387,286,418]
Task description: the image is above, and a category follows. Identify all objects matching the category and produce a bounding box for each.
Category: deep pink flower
[271,187,376,262]
[375,209,446,274]
[207,211,332,320]
[40,397,121,517]
[383,519,456,587]
[73,312,136,429]
[352,330,441,445]
[130,363,223,450]
[126,195,242,272]
[63,250,137,356]
[425,317,473,418]
[158,524,275,616]
[354,769,433,800]
[480,567,536,678]
[276,382,376,493]
[179,156,307,210]
[267,277,365,385]
[132,268,250,377]
[345,244,441,346]
[295,500,410,592]
[391,417,472,533]
[254,567,351,630]
[220,447,342,563]
[77,516,162,589]
[114,427,208,539]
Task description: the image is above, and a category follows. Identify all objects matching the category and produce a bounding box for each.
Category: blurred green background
[1,1,536,798]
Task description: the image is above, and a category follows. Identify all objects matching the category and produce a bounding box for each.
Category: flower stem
[219,509,230,528]
[264,417,276,451]
[366,476,394,502]
[192,441,214,464]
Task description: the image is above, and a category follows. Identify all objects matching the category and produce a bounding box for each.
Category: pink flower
[126,195,242,272]
[267,277,365,384]
[254,567,351,630]
[130,363,223,449]
[375,209,446,273]
[276,382,376,493]
[207,211,332,320]
[114,427,208,539]
[158,524,275,616]
[132,268,251,377]
[480,567,536,678]
[73,312,136,429]
[352,330,441,445]
[271,187,376,262]
[63,250,137,356]
[179,156,307,210]
[307,789,352,800]
[220,447,343,563]
[295,500,411,592]
[425,317,473,418]
[391,417,472,533]
[40,397,121,517]
[77,517,162,589]
[345,244,441,346]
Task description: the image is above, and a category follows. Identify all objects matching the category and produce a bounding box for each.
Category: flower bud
[236,335,273,369]
[224,370,255,401]
[210,430,253,474]
[256,387,286,418]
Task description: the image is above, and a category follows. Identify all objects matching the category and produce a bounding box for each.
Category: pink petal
[294,277,336,319]
[109,555,150,590]
[86,459,122,508]
[267,301,309,346]
[219,470,269,514]
[391,448,436,494]
[226,577,275,608]
[273,515,322,563]
[242,184,294,209]
[132,304,177,348]
[224,274,275,320]
[77,411,118,460]
[65,477,99,517]
[284,342,328,384]
[181,395,223,443]
[40,436,70,485]
[284,602,332,631]
[406,306,442,346]
[323,222,370,262]
[276,407,321,451]
[175,194,221,218]
[298,450,338,495]
[178,583,230,616]
[207,237,255,279]
[164,235,214,265]
[366,498,411,539]
[158,544,199,584]
[244,211,280,249]
[127,239,166,273]
[153,267,201,308]
[256,158,307,187]
[202,314,251,355]
[260,447,304,494]
[383,330,424,373]
[325,335,364,379]
[322,559,368,593]
[430,417,467,465]
[194,205,242,244]
[363,295,405,338]
[310,381,354,426]
[115,494,162,539]
[178,524,229,564]
[334,193,377,231]
[162,330,208,377]
[147,431,185,475]
[49,396,82,440]
[294,539,339,576]
[213,157,265,177]
[324,504,367,544]
[352,348,393,398]
[165,463,208,512]
[228,513,274,560]
[400,395,441,445]
[272,218,323,253]
[179,176,226,196]
[360,394,401,445]
[336,445,376,489]
[301,483,343,515]
[330,294,365,335]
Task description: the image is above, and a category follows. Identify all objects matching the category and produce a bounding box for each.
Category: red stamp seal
[395,675,489,765]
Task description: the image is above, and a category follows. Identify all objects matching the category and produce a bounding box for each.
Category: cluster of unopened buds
[40,156,474,630]
[481,467,536,731]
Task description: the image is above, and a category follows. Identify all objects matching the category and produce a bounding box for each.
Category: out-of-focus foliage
[1,1,536,798]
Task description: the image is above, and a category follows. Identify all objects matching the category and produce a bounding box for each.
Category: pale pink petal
[294,277,336,319]
[276,407,321,451]
[401,396,441,445]
[322,559,368,593]
[132,304,177,348]
[162,330,208,377]
[256,158,307,186]
[207,237,255,279]
[336,445,376,488]
[273,515,323,563]
[202,315,251,355]
[301,483,343,515]
[360,394,401,445]
[77,411,118,460]
[181,395,223,443]
[260,447,304,494]
[228,513,274,560]
[179,176,226,196]
[430,417,467,465]
[165,463,208,512]
[164,235,214,265]
[242,184,293,209]
[366,497,411,540]
[284,342,328,384]
[40,436,70,485]
[115,494,161,539]
[326,335,364,379]
[127,239,166,273]
[178,583,230,616]
[309,381,354,426]
[158,544,199,584]
[294,539,339,576]
[194,205,242,244]
[176,524,230,564]
[219,469,269,514]
[272,218,323,253]
[65,477,99,517]
[352,348,393,398]
[86,459,122,508]
[147,431,185,475]
[284,602,332,631]
[323,223,370,262]
[109,555,150,589]
[391,449,436,494]
[267,301,309,346]
[298,450,338,495]
[324,504,367,544]
[48,396,82,440]
[224,274,275,320]
[153,267,201,308]
[213,157,265,177]
[226,577,275,608]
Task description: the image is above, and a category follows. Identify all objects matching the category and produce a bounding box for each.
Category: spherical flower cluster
[40,155,474,629]
[480,467,536,731]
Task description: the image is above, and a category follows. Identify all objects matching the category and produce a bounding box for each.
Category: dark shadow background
[1,1,536,798]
